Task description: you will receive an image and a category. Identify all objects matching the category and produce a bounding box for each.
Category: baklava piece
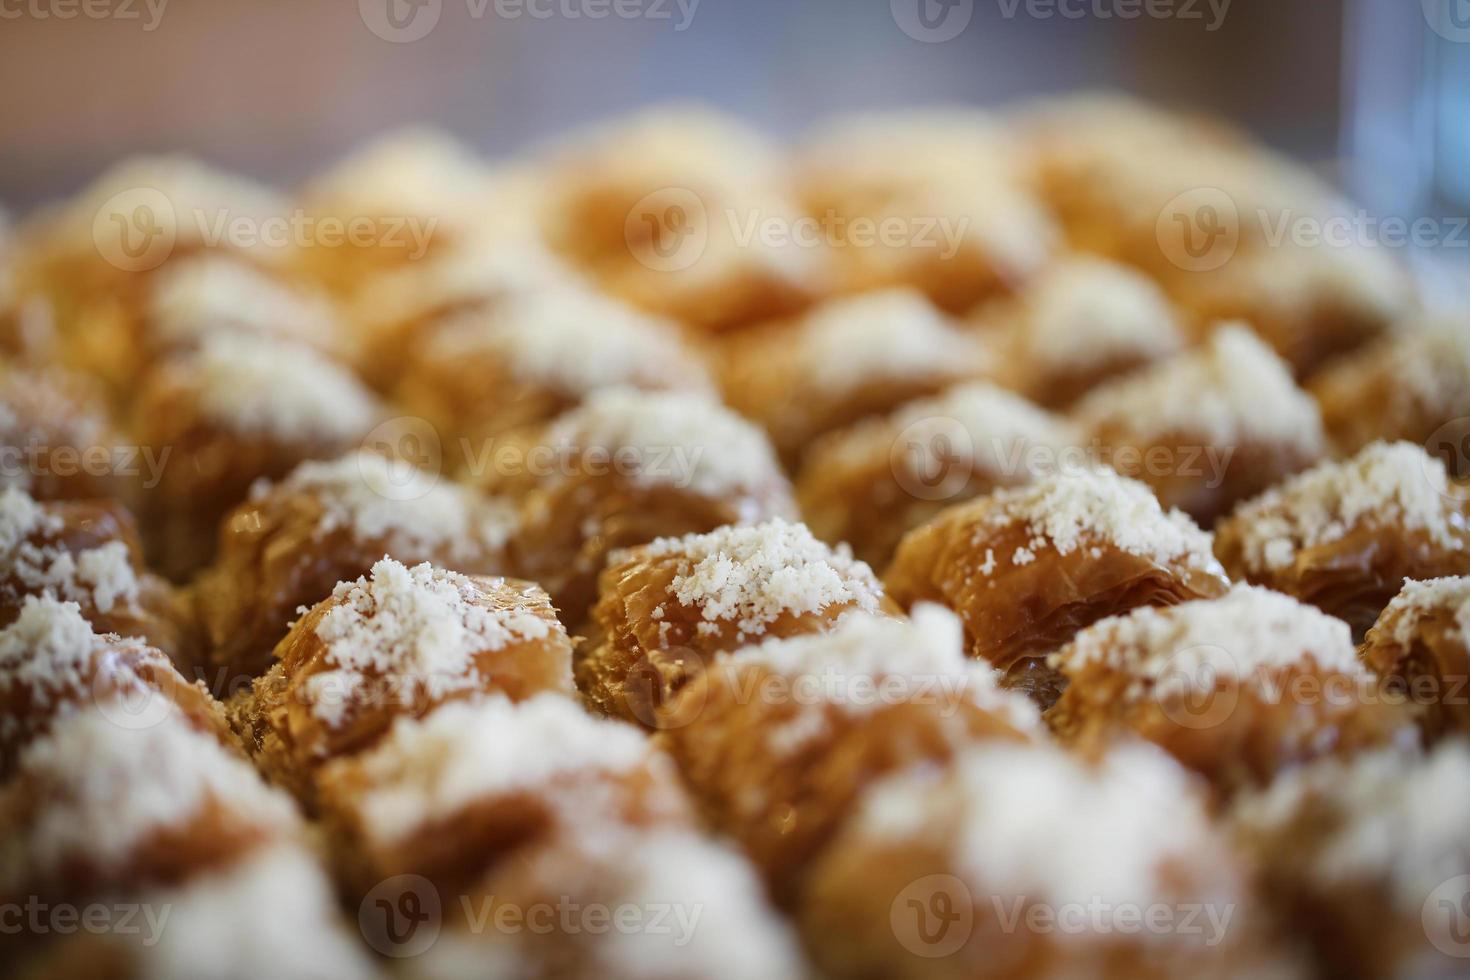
[294,129,496,295]
[348,237,582,390]
[193,451,517,680]
[412,828,803,980]
[884,465,1230,705]
[1310,314,1470,466]
[664,607,1039,903]
[1167,243,1413,377]
[494,388,796,625]
[0,366,131,503]
[131,332,382,577]
[316,694,690,899]
[721,289,992,467]
[1359,576,1470,742]
[539,106,822,332]
[395,287,712,454]
[0,710,300,917]
[1049,585,1413,795]
[803,741,1280,980]
[974,255,1187,408]
[794,109,1057,312]
[578,518,884,726]
[1074,323,1327,524]
[1232,740,1470,980]
[14,844,379,980]
[1215,441,1470,636]
[796,381,1079,568]
[237,558,574,804]
[0,595,226,775]
[0,487,194,664]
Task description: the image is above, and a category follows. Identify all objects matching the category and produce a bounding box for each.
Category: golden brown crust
[0,368,132,505]
[1359,584,1470,743]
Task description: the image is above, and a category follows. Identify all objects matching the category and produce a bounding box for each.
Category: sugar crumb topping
[10,710,297,882]
[193,333,379,443]
[1229,441,1467,573]
[0,488,141,615]
[546,388,787,503]
[798,289,989,395]
[429,288,709,395]
[148,255,337,349]
[1373,576,1470,648]
[1074,323,1323,451]
[0,596,154,711]
[304,558,554,728]
[1055,585,1362,690]
[640,519,881,637]
[261,451,517,556]
[975,465,1219,573]
[341,694,650,845]
[855,740,1231,911]
[1233,739,1470,913]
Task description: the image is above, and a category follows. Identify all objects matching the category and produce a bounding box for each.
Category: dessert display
[663,607,1040,904]
[191,451,518,679]
[1048,585,1415,795]
[490,387,796,624]
[721,288,992,467]
[1359,576,1470,742]
[884,465,1230,705]
[578,518,885,725]
[974,255,1187,408]
[234,557,574,804]
[796,381,1079,568]
[1073,323,1327,524]
[1214,441,1470,637]
[2,96,1455,978]
[1231,740,1470,980]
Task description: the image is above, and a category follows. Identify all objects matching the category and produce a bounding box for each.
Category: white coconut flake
[1375,576,1470,648]
[0,488,142,615]
[304,558,554,728]
[148,255,338,348]
[1229,441,1467,573]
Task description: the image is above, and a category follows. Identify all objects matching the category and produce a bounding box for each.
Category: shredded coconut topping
[148,256,338,349]
[1234,740,1470,913]
[1374,576,1470,648]
[192,333,379,443]
[798,289,990,395]
[340,695,651,845]
[0,488,141,615]
[6,710,297,884]
[639,519,881,636]
[1074,323,1324,451]
[1055,585,1362,692]
[1229,441,1468,573]
[123,844,377,980]
[855,740,1233,911]
[259,452,517,556]
[429,288,709,395]
[304,558,554,728]
[973,465,1219,572]
[545,388,787,503]
[1008,256,1184,371]
[0,596,154,713]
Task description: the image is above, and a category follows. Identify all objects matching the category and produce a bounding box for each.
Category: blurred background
[0,0,1464,224]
